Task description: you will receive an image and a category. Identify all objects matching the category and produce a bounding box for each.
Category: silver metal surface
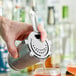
[8,31,51,70]
[8,8,51,71]
[8,38,40,70]
[28,32,51,59]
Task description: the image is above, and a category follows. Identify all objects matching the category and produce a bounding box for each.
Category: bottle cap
[62,6,69,18]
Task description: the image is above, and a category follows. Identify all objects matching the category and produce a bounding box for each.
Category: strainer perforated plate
[25,32,51,59]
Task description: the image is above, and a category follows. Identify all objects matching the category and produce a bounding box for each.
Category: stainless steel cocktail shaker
[8,9,52,71]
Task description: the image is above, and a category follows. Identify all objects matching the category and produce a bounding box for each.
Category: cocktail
[67,62,76,75]
[34,68,61,76]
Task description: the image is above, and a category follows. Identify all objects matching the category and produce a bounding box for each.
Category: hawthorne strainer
[8,9,52,71]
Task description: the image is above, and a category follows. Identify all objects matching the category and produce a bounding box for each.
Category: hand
[0,17,47,58]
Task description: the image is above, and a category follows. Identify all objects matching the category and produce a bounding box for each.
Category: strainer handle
[30,9,38,32]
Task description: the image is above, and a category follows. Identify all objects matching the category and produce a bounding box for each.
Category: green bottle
[62,6,69,19]
[20,7,26,22]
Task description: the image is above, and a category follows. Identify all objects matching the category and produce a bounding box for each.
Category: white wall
[60,0,76,24]
[69,0,76,24]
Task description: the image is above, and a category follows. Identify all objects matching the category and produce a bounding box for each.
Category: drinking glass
[67,61,76,76]
[33,68,61,76]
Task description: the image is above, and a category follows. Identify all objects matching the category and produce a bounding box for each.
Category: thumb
[7,40,18,58]
[38,25,47,42]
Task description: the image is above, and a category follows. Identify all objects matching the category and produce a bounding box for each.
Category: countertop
[0,73,74,76]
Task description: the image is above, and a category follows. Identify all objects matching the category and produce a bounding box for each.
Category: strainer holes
[44,48,46,50]
[35,48,37,51]
[37,51,39,53]
[45,44,47,46]
[39,52,42,54]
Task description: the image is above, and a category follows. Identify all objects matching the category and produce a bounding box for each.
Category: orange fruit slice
[45,56,52,68]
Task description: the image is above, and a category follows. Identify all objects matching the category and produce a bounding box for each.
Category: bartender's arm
[0,16,47,58]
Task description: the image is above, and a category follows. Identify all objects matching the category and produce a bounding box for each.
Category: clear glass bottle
[60,5,75,74]
[19,7,25,22]
[19,0,26,22]
[3,0,13,20]
[12,0,21,21]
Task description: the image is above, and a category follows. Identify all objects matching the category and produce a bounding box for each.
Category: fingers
[17,33,30,41]
[14,23,33,40]
[7,40,18,58]
[37,25,47,42]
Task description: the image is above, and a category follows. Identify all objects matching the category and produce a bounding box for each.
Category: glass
[67,62,76,75]
[33,68,61,76]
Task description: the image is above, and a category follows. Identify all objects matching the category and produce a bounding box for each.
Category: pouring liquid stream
[40,59,46,69]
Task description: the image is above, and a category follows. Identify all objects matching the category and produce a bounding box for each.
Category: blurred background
[0,0,76,76]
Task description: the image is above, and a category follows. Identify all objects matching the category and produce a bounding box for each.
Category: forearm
[0,16,3,36]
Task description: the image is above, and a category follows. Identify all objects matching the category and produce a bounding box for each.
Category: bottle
[47,7,55,25]
[60,6,75,73]
[12,0,21,21]
[19,0,26,22]
[3,0,13,20]
[46,0,60,26]
[20,7,26,22]
[0,38,9,73]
